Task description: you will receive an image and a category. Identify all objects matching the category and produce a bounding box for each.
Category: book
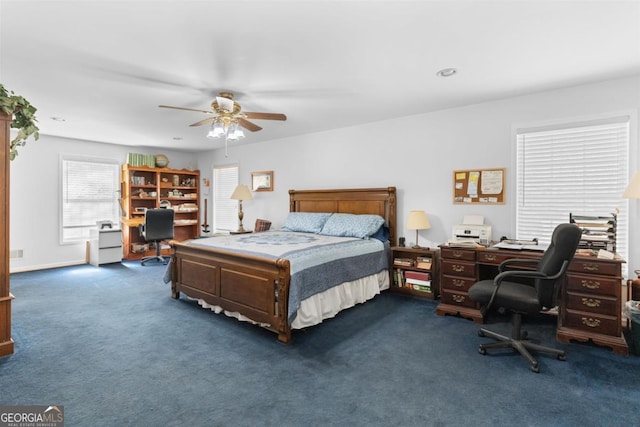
[416,256,432,269]
[405,271,430,281]
[410,283,432,293]
[406,278,431,287]
[393,258,414,267]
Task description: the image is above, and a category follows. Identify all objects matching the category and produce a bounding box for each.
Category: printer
[451,215,492,246]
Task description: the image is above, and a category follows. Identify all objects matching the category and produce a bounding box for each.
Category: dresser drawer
[566,273,619,297]
[568,259,620,277]
[440,290,477,309]
[564,291,618,316]
[441,275,476,292]
[441,260,476,278]
[441,248,476,261]
[563,309,619,337]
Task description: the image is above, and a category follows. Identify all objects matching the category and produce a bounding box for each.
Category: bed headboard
[289,187,397,245]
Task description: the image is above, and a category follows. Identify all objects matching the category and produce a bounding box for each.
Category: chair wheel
[531,366,540,373]
[558,354,567,361]
[478,330,485,337]
[521,331,528,339]
[478,346,486,355]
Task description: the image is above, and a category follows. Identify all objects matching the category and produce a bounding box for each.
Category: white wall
[9,136,195,272]
[9,75,640,273]
[197,75,640,271]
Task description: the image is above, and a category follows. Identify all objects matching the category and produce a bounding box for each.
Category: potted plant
[0,83,39,160]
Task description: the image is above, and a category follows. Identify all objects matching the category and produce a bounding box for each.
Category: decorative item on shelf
[172,175,180,186]
[155,154,169,168]
[406,210,431,249]
[230,184,253,233]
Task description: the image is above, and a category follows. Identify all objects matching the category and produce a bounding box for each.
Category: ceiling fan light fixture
[207,120,225,138]
[227,121,244,141]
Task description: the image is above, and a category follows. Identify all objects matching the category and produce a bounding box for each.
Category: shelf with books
[390,246,439,300]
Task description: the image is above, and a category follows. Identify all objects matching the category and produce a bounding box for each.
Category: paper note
[467,172,479,196]
[456,172,466,180]
[481,170,503,194]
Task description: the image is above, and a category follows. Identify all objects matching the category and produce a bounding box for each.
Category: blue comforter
[183,231,389,323]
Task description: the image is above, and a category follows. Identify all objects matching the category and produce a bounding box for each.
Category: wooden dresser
[437,245,628,355]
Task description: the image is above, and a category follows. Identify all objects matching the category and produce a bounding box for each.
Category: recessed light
[436,68,458,78]
[50,116,66,122]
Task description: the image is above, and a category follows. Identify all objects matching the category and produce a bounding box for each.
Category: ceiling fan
[159,92,287,138]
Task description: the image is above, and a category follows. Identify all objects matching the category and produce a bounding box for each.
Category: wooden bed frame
[170,187,397,343]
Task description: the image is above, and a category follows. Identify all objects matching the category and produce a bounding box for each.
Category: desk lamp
[230,184,253,233]
[406,210,431,248]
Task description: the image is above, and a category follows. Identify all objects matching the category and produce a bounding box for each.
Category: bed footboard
[170,240,293,343]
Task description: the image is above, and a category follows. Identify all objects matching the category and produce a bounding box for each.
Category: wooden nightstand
[390,246,439,300]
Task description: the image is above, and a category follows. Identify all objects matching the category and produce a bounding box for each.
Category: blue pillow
[319,214,385,239]
[281,212,332,233]
[370,224,390,242]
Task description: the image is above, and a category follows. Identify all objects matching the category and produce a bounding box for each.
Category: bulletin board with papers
[452,168,505,204]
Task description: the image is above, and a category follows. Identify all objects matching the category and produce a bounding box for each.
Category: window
[516,116,630,274]
[213,164,239,232]
[61,156,120,243]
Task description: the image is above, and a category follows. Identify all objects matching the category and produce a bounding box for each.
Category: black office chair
[139,208,175,265]
[468,223,582,372]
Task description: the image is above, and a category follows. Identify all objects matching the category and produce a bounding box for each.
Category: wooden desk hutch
[120,164,200,260]
[437,245,628,356]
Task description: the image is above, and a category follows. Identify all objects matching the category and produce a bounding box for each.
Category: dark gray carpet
[2,262,639,426]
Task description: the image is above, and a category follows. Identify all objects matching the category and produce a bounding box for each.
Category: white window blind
[516,117,629,274]
[213,164,239,232]
[61,156,120,243]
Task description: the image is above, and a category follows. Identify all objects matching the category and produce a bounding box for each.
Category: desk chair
[468,223,581,372]
[139,208,174,265]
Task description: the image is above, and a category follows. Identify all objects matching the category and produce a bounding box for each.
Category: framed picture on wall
[251,170,274,192]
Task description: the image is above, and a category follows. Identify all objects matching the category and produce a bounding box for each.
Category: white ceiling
[2,0,639,152]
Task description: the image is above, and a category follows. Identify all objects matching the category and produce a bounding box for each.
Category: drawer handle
[581,298,601,308]
[452,279,465,288]
[452,251,464,258]
[582,263,599,272]
[452,295,465,303]
[581,317,601,328]
[484,254,497,261]
[580,280,601,290]
[452,265,465,273]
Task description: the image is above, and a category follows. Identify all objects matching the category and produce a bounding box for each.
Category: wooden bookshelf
[120,164,200,260]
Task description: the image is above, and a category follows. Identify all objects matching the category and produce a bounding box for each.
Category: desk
[437,245,628,355]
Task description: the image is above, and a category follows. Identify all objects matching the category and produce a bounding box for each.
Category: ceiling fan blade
[239,118,263,132]
[189,117,216,127]
[244,112,287,121]
[159,105,212,114]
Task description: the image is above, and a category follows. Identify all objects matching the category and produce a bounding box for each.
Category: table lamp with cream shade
[406,210,431,248]
[230,184,253,233]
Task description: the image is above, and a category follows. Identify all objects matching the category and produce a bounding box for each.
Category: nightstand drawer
[441,275,476,292]
[566,273,619,297]
[564,291,618,316]
[441,260,476,278]
[440,290,476,309]
[563,309,619,336]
